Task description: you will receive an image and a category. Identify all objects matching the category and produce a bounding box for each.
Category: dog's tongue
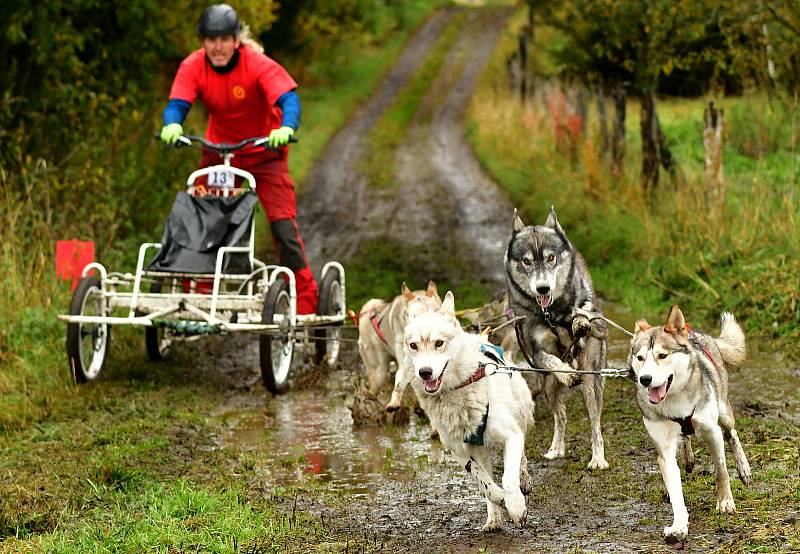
[648,382,669,404]
[424,375,442,393]
[537,294,553,309]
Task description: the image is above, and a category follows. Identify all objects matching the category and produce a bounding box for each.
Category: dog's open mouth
[536,294,553,309]
[422,361,446,394]
[647,374,673,404]
[423,375,443,393]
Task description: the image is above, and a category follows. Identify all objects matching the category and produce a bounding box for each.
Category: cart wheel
[67,276,110,384]
[145,280,172,361]
[260,279,294,394]
[314,269,343,366]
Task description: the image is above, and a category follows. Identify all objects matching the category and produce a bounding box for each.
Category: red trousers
[199,150,318,314]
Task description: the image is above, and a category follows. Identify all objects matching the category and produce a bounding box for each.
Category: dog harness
[669,408,696,437]
[686,324,720,370]
[369,309,390,346]
[665,325,717,438]
[456,344,509,446]
[464,405,490,446]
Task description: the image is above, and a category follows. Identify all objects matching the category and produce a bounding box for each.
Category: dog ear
[440,291,455,316]
[664,305,687,336]
[426,280,438,298]
[407,296,427,318]
[512,209,525,234]
[544,205,564,234]
[633,319,652,335]
[402,282,414,302]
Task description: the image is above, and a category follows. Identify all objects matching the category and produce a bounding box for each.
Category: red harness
[686,324,720,370]
[370,310,390,346]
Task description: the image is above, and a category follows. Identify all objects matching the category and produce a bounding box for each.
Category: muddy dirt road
[212,6,798,553]
[299,6,514,289]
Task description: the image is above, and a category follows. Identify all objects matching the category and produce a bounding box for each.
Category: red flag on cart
[56,239,95,290]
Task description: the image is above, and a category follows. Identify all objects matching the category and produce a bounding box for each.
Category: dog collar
[453,344,508,390]
[454,364,487,390]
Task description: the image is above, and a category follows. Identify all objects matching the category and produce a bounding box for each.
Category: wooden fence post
[703,101,724,205]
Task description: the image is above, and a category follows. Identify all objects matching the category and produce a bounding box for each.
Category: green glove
[160,123,183,145]
[267,126,294,149]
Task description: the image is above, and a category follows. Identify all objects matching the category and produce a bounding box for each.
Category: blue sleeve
[162,99,192,125]
[275,90,301,130]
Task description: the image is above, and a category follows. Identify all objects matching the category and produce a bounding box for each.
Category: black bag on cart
[147,191,259,274]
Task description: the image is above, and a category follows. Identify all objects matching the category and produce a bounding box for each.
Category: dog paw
[556,371,582,388]
[587,457,609,470]
[572,315,592,338]
[481,518,502,532]
[717,497,736,514]
[504,492,527,527]
[385,403,400,413]
[520,472,533,495]
[663,523,688,543]
[543,448,565,460]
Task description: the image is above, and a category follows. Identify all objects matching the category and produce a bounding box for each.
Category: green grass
[342,237,492,315]
[0,346,334,552]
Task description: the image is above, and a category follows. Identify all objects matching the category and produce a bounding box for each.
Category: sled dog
[505,207,610,469]
[628,305,752,542]
[404,291,534,531]
[357,281,441,411]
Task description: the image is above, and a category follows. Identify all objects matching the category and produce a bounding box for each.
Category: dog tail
[717,312,746,369]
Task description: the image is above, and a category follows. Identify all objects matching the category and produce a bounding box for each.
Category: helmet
[197,4,242,37]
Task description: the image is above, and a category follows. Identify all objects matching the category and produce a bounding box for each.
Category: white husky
[404,291,534,531]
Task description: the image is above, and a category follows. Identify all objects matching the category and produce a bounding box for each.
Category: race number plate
[208,169,235,188]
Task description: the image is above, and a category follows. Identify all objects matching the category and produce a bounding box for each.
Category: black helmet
[197,4,242,37]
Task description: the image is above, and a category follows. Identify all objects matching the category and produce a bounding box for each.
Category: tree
[528,0,735,191]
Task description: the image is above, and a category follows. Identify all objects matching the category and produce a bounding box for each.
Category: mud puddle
[215,359,443,498]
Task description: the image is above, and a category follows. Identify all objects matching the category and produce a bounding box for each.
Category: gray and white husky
[505,207,609,470]
[629,305,752,543]
[404,291,534,531]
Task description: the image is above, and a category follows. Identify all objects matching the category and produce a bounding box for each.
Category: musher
[160,3,318,314]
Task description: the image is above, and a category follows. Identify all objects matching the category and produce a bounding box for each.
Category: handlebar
[153,133,298,153]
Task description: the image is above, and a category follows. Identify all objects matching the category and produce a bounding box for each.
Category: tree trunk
[596,83,609,156]
[640,91,660,191]
[703,101,724,204]
[656,110,675,175]
[611,83,626,177]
